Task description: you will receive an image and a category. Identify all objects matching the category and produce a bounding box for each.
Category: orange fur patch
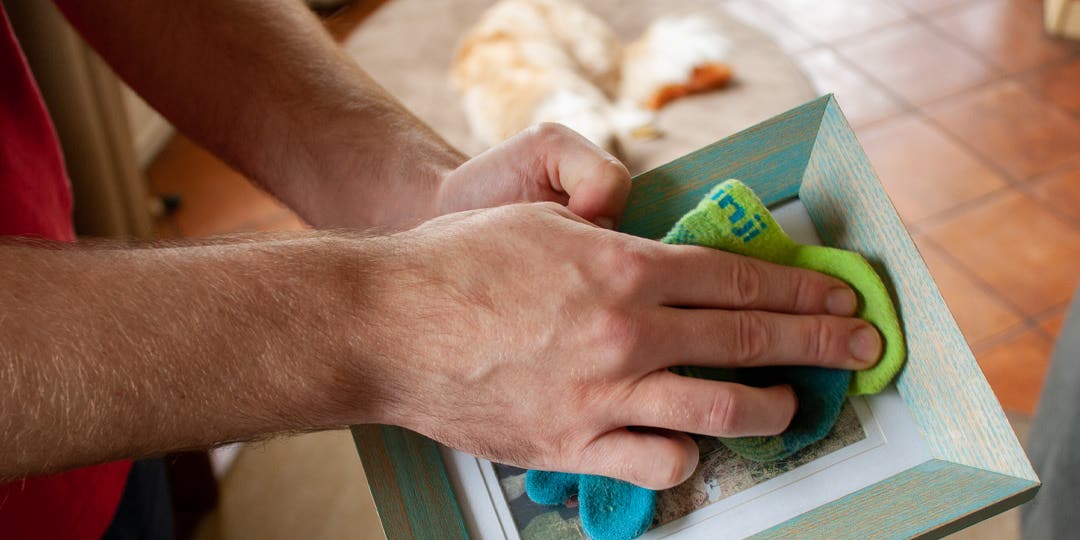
[644,63,733,110]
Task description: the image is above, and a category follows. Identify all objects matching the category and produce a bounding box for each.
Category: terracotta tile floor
[149,0,1080,423]
[793,48,904,127]
[925,80,1080,180]
[837,21,996,105]
[929,0,1077,74]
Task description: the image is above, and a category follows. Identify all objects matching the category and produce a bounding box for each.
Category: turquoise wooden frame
[351,95,1039,539]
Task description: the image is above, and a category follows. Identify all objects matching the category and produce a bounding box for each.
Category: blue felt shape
[525,469,579,505]
[525,471,656,540]
[578,475,656,540]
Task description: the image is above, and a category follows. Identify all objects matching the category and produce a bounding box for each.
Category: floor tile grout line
[757,0,1016,121]
[812,16,912,51]
[970,320,1039,354]
[1027,301,1073,324]
[901,1,1080,130]
[801,10,1004,118]
[887,0,987,18]
[749,0,823,51]
[1010,172,1080,230]
[825,19,1002,112]
[913,98,1080,195]
[908,0,1077,76]
[917,234,1045,335]
[751,0,944,56]
[905,185,1014,236]
[969,316,1053,354]
[1017,55,1080,125]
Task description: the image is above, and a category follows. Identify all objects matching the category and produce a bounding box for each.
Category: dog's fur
[452,0,733,153]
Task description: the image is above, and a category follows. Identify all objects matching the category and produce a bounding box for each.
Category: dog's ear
[620,15,734,110]
[641,63,734,110]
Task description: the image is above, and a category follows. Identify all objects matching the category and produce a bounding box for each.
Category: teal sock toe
[720,367,851,461]
[526,470,581,506]
[578,475,656,540]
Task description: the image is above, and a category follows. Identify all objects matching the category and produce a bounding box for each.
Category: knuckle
[657,451,689,488]
[552,431,585,468]
[528,122,571,145]
[483,203,526,223]
[806,317,834,362]
[604,245,653,296]
[707,389,739,436]
[727,257,764,308]
[592,306,642,363]
[627,437,687,490]
[596,156,630,181]
[533,200,568,216]
[790,270,819,312]
[732,311,770,363]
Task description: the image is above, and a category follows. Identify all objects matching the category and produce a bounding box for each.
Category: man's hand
[356,203,880,490]
[53,1,632,232]
[437,123,631,229]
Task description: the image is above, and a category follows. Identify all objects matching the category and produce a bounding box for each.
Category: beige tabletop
[343,0,817,175]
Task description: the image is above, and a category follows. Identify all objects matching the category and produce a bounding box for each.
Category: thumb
[577,428,699,490]
[530,123,632,229]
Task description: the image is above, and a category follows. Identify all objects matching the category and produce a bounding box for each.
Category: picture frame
[350,95,1039,539]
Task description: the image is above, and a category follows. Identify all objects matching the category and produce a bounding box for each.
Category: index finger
[529,123,632,229]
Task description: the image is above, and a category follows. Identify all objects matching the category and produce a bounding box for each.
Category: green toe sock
[662,179,905,396]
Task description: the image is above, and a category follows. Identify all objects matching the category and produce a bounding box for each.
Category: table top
[342,0,816,174]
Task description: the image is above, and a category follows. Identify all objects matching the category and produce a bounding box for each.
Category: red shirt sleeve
[0,5,132,538]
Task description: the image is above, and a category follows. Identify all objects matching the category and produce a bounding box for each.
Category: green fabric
[661,179,906,396]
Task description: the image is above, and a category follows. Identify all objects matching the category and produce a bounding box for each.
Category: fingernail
[848,325,882,364]
[596,217,615,230]
[826,287,857,316]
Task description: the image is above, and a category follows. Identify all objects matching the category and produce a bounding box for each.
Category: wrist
[281,233,405,429]
[272,103,465,230]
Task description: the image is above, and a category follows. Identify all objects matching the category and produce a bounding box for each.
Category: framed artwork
[351,95,1039,539]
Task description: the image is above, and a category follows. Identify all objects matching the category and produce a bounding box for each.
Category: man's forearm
[0,234,377,479]
[54,0,465,229]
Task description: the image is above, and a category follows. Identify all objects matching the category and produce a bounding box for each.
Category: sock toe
[578,475,657,540]
[526,470,581,506]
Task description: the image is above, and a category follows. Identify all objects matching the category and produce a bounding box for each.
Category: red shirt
[0,5,131,538]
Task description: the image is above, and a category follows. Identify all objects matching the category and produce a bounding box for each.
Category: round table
[343,0,816,175]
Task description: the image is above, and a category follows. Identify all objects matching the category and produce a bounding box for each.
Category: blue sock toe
[525,470,581,505]
[578,475,656,540]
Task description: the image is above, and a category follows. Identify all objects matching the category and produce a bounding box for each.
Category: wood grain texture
[801,98,1036,481]
[619,97,824,239]
[351,425,467,540]
[352,95,1038,539]
[752,460,1036,539]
